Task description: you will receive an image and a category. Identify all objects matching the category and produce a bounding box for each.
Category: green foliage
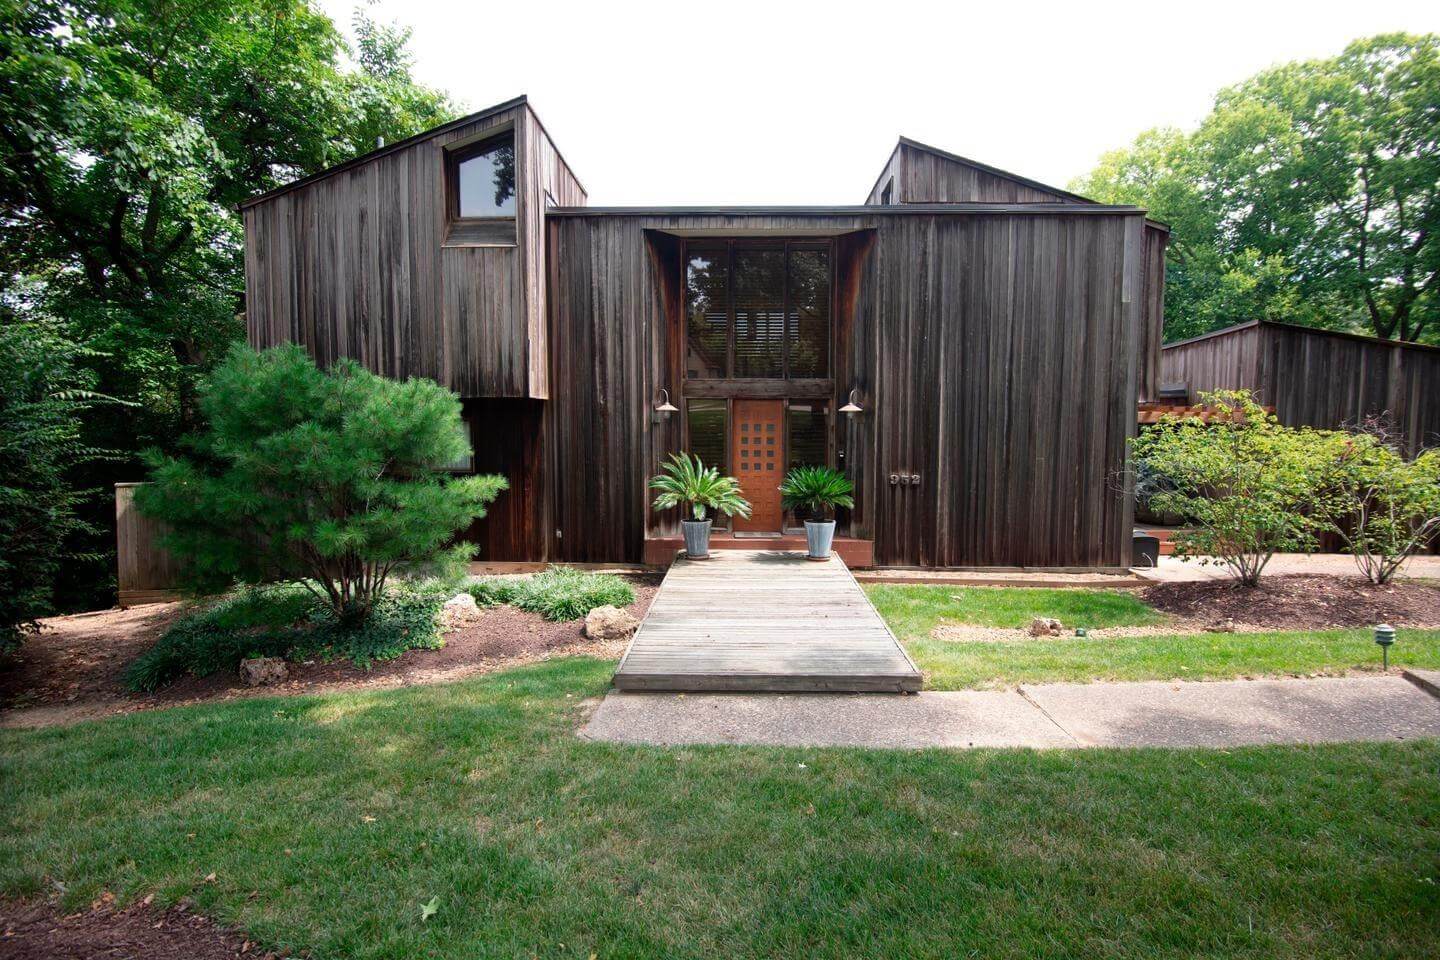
[124,580,448,692]
[0,0,457,612]
[649,452,751,522]
[0,322,122,649]
[467,567,635,621]
[465,578,521,609]
[779,465,854,520]
[1130,390,1336,585]
[137,344,506,627]
[1312,431,1440,584]
[1073,34,1440,344]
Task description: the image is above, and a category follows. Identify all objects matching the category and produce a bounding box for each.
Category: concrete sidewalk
[581,674,1440,750]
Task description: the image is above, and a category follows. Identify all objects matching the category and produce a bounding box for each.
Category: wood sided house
[241,96,1172,571]
[1159,320,1440,457]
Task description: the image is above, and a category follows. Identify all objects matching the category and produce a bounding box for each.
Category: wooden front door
[731,399,785,532]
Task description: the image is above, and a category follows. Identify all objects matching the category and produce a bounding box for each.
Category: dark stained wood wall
[461,399,548,560]
[243,98,585,399]
[1163,321,1440,455]
[844,214,1142,567]
[1160,322,1262,397]
[544,208,1145,567]
[864,138,1167,400]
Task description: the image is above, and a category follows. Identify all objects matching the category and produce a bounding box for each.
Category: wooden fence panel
[115,483,182,606]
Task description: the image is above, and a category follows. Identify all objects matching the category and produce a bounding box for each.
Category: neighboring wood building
[1161,320,1440,455]
[243,97,1169,569]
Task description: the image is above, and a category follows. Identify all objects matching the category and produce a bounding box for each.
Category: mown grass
[908,627,1440,690]
[865,585,1167,634]
[2,658,1438,959]
[866,585,1440,689]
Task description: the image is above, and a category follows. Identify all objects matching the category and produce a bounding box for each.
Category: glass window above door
[684,241,831,380]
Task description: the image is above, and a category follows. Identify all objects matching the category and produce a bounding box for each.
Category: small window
[880,178,893,205]
[454,134,515,218]
[439,419,474,472]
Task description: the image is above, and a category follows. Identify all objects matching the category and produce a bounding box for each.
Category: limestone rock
[442,592,482,628]
[585,605,639,641]
[1028,617,1064,637]
[239,656,288,686]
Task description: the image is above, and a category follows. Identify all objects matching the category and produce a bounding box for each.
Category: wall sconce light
[652,388,678,424]
[839,388,864,415]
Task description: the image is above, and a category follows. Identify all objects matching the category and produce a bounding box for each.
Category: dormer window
[455,133,515,218]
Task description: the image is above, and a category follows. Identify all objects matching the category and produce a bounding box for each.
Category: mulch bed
[1142,575,1440,629]
[0,576,659,728]
[0,897,273,960]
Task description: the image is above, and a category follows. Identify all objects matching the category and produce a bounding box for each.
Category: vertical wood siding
[896,142,1074,203]
[865,140,1167,402]
[544,210,1143,567]
[1161,322,1440,456]
[243,102,585,398]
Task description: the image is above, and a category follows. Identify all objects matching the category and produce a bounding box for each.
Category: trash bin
[1132,529,1160,568]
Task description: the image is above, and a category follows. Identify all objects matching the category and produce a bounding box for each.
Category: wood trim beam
[683,379,833,399]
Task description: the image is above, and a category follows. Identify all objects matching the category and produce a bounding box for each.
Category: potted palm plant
[650,453,751,560]
[780,465,855,561]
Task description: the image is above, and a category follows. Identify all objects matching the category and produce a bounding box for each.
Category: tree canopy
[1073,33,1440,344]
[0,0,456,613]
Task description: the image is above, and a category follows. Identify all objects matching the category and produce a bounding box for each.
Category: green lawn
[866,585,1440,689]
[3,659,1438,959]
[866,584,1167,633]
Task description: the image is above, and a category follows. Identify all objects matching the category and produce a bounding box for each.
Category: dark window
[685,249,729,379]
[455,134,515,218]
[438,418,474,472]
[787,401,828,470]
[880,178,893,205]
[685,399,728,525]
[733,248,785,378]
[684,242,831,380]
[787,248,830,378]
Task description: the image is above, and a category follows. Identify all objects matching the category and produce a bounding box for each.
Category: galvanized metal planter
[804,519,836,560]
[681,519,712,559]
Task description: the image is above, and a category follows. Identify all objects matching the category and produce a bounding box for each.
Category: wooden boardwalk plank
[614,551,922,693]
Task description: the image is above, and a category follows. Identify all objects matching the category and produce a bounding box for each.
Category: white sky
[320,0,1440,206]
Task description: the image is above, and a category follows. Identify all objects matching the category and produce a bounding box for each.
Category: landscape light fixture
[1374,623,1396,671]
[654,389,678,415]
[839,388,863,415]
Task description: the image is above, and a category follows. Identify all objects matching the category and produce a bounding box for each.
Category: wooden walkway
[614,551,922,693]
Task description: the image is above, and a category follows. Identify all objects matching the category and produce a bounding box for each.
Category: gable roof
[240,95,556,210]
[896,136,1098,205]
[869,136,1170,233]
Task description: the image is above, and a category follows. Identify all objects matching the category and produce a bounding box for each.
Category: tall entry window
[685,241,832,380]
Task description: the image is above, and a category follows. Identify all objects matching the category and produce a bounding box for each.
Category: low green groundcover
[125,582,448,692]
[467,566,634,621]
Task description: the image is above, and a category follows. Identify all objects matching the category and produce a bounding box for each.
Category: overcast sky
[319,0,1440,206]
